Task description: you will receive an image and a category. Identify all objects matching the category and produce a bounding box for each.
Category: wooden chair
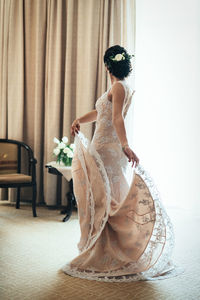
[0,139,37,217]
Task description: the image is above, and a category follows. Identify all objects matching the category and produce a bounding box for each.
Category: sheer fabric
[62,80,179,282]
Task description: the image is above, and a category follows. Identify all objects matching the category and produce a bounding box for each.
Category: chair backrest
[0,143,18,175]
[0,139,35,176]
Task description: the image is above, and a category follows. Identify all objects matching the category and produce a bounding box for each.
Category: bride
[62,45,179,282]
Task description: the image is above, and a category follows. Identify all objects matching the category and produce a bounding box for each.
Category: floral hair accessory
[109,52,134,62]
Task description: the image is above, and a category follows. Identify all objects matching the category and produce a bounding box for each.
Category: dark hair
[103,45,133,79]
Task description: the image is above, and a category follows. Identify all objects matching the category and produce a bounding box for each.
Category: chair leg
[32,184,37,217]
[16,187,20,209]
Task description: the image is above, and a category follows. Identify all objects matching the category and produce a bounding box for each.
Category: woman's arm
[111,83,139,167]
[71,109,97,136]
[111,83,128,147]
[77,109,97,124]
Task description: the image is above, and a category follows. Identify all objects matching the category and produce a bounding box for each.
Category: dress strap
[109,80,135,105]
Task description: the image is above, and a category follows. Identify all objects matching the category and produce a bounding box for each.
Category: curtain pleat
[0,0,11,200]
[0,0,135,206]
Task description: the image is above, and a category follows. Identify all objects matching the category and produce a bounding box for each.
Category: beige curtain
[0,0,135,206]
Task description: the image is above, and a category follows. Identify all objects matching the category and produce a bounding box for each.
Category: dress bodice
[91,80,134,148]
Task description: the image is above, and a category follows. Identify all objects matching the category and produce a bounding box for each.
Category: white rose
[62,136,68,144]
[58,142,66,149]
[53,137,60,144]
[115,54,124,61]
[53,148,60,155]
[63,147,69,154]
[69,143,75,150]
[67,149,74,158]
[63,147,73,158]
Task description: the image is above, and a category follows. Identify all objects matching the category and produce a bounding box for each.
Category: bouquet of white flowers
[53,136,75,166]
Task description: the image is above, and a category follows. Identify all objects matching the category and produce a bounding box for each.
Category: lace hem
[73,132,112,254]
[62,263,184,282]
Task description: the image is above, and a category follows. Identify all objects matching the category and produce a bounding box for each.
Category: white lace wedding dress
[62,80,181,282]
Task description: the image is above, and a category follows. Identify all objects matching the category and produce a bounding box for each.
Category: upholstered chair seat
[0,174,32,184]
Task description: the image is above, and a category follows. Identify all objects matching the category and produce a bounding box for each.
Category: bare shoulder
[110,81,125,99]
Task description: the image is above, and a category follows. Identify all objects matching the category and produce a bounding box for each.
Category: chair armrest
[29,157,37,179]
[30,158,37,164]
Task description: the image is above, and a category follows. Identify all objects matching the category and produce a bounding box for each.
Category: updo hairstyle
[103,45,133,79]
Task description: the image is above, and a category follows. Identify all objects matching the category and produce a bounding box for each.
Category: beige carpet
[0,202,200,300]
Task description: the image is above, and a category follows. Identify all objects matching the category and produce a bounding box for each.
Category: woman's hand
[122,145,139,168]
[71,119,80,136]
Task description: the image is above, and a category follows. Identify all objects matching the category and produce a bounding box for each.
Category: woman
[62,45,178,282]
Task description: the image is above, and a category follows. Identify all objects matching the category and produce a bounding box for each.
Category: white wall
[134,0,200,212]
